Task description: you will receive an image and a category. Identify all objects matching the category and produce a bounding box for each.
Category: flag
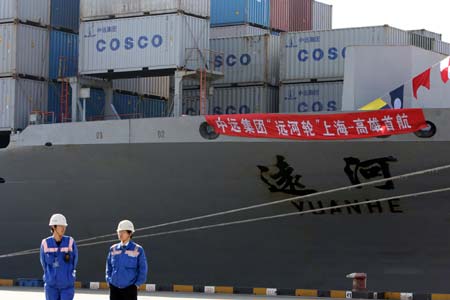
[390,85,404,109]
[359,98,390,111]
[440,57,450,83]
[412,68,431,99]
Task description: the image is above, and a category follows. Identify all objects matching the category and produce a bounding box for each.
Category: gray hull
[0,109,449,292]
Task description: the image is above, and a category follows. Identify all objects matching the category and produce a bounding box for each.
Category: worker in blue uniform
[106,220,148,300]
[40,214,78,300]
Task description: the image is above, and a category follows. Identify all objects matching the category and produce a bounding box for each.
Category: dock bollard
[346,273,367,292]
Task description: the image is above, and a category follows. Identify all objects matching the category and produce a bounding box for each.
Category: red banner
[205,109,427,140]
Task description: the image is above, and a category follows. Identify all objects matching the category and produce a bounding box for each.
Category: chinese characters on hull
[259,155,402,215]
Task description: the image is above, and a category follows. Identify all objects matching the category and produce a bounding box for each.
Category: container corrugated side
[0,0,50,25]
[0,23,49,78]
[139,97,167,118]
[113,77,170,99]
[279,81,343,113]
[49,83,166,121]
[271,0,329,32]
[280,26,411,82]
[49,30,78,80]
[48,81,66,122]
[80,0,210,20]
[51,0,80,32]
[409,33,435,52]
[248,0,270,28]
[86,88,106,120]
[0,78,48,130]
[312,1,332,31]
[411,32,450,55]
[79,14,210,76]
[183,85,278,115]
[113,94,167,118]
[211,0,270,28]
[270,0,289,32]
[434,40,450,56]
[48,83,106,122]
[207,35,280,86]
[409,29,442,41]
[289,0,312,31]
[211,25,269,38]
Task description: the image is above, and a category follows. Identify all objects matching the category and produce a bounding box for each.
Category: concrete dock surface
[0,287,319,300]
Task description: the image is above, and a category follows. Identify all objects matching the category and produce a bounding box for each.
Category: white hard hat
[117,220,135,233]
[49,214,68,226]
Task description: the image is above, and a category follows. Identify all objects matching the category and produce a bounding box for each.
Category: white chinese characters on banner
[207,109,426,140]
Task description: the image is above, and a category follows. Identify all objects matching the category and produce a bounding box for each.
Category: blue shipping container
[49,30,79,80]
[48,83,105,122]
[51,0,80,32]
[140,98,167,118]
[113,94,167,119]
[88,88,106,119]
[211,0,270,28]
[49,84,165,122]
[48,82,69,123]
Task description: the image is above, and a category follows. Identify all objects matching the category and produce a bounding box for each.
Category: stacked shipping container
[211,35,280,86]
[48,0,80,123]
[210,25,269,39]
[211,0,270,29]
[2,1,450,126]
[189,0,287,115]
[0,0,50,25]
[270,0,332,32]
[0,0,169,127]
[183,85,278,116]
[48,84,167,121]
[278,25,450,113]
[279,81,343,114]
[79,1,210,77]
[183,34,280,115]
[113,77,170,100]
[210,0,332,36]
[78,0,210,118]
[80,0,210,20]
[0,0,53,130]
[206,0,334,116]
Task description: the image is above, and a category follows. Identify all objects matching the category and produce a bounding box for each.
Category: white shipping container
[312,1,332,31]
[0,23,49,78]
[182,85,279,116]
[409,29,442,41]
[79,15,210,76]
[0,0,50,25]
[279,81,343,113]
[434,40,450,56]
[210,25,269,39]
[186,35,279,86]
[0,78,48,130]
[280,26,413,82]
[410,34,450,55]
[80,0,210,20]
[113,76,170,99]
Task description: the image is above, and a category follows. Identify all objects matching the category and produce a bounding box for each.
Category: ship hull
[0,111,449,292]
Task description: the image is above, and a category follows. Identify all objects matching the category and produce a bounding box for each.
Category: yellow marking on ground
[385,292,402,300]
[253,288,267,295]
[173,285,194,293]
[296,289,318,297]
[432,294,450,300]
[331,290,346,298]
[215,286,234,294]
[0,280,13,287]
